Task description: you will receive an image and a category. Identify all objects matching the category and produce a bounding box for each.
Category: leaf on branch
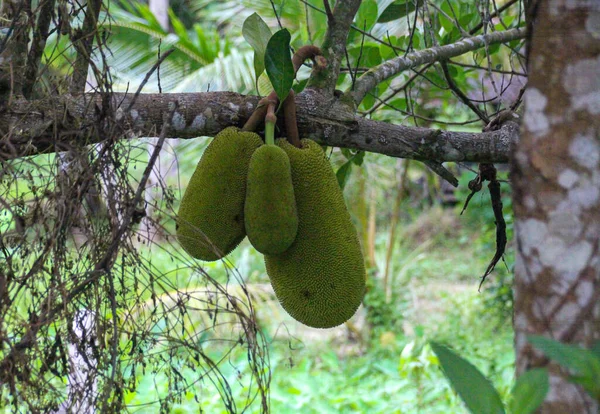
[265,28,294,105]
[242,13,272,91]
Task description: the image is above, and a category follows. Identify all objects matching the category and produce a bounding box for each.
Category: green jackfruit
[264,139,366,328]
[245,144,298,255]
[177,127,263,261]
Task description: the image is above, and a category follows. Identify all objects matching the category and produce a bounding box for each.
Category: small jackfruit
[264,139,366,328]
[177,127,263,261]
[245,144,298,255]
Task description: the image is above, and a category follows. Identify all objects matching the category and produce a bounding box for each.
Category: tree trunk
[512,1,600,412]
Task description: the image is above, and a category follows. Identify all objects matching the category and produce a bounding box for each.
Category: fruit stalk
[265,99,277,146]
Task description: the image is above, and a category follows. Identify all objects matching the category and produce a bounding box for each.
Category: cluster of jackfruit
[177,127,366,329]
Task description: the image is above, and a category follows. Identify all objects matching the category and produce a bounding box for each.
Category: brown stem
[292,45,326,75]
[265,98,277,125]
[283,91,301,148]
[242,91,278,132]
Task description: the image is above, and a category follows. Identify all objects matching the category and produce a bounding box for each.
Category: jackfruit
[245,144,298,254]
[264,139,366,328]
[176,127,263,261]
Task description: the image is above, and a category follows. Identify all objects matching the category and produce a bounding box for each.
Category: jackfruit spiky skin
[176,127,263,261]
[245,144,298,255]
[264,139,366,328]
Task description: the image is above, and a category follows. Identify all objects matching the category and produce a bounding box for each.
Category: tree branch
[0,91,519,164]
[70,0,102,93]
[348,28,526,106]
[306,0,362,95]
[23,0,56,98]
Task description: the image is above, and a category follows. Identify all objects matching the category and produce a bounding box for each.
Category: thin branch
[300,0,407,55]
[306,0,362,95]
[471,0,519,33]
[323,0,334,24]
[448,60,527,76]
[23,0,56,98]
[0,101,177,382]
[70,0,102,93]
[440,60,489,123]
[348,28,526,106]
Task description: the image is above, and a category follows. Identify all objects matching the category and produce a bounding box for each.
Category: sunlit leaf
[264,28,294,104]
[242,13,272,88]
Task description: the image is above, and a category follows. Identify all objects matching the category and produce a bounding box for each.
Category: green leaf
[355,0,378,32]
[378,0,423,23]
[242,13,272,89]
[352,151,365,166]
[591,341,600,360]
[528,335,600,398]
[430,342,505,414]
[336,159,354,190]
[264,28,294,105]
[509,368,549,414]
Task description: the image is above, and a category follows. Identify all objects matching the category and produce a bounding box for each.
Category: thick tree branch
[0,91,518,163]
[348,28,526,106]
[306,0,362,95]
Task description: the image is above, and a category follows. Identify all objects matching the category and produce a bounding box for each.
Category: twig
[440,60,490,123]
[323,0,334,24]
[23,0,56,98]
[70,0,103,93]
[0,101,178,382]
[348,28,526,106]
[125,48,175,113]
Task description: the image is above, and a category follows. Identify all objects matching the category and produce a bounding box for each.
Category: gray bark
[0,90,518,164]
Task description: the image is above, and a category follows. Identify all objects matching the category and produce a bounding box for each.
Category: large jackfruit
[264,139,366,328]
[177,127,263,261]
[245,144,298,255]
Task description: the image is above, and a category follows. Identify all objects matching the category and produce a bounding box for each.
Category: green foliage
[431,342,506,414]
[336,149,365,190]
[242,13,272,90]
[264,29,295,104]
[528,336,600,401]
[509,369,549,414]
[432,342,550,414]
[363,274,403,336]
[355,0,378,32]
[378,0,423,23]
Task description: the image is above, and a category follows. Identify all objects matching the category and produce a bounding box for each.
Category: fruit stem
[243,91,278,132]
[292,45,326,75]
[265,99,277,146]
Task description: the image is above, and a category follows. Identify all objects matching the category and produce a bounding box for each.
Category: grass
[118,199,515,413]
